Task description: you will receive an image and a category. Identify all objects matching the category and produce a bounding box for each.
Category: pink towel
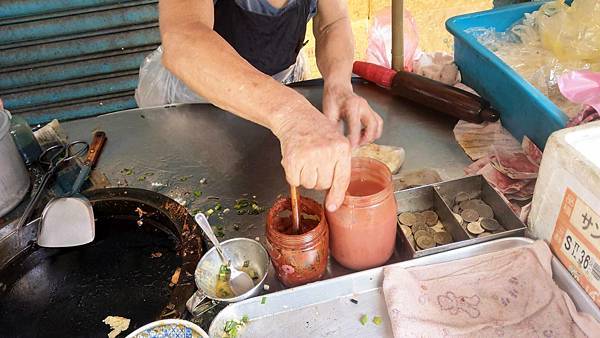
[383,241,600,337]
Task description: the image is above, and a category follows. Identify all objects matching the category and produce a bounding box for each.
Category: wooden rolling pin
[352,61,499,123]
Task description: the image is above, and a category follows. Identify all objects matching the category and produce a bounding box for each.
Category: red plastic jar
[265,196,329,287]
[326,157,397,270]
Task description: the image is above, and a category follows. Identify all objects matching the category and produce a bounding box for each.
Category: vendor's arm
[313,0,383,148]
[159,0,350,211]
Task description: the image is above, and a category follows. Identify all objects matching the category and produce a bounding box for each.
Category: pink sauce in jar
[326,157,397,270]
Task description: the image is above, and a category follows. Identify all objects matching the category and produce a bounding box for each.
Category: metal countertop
[62,79,471,303]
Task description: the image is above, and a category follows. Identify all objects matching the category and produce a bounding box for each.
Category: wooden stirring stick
[290,185,301,235]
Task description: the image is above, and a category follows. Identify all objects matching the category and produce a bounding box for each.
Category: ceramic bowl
[126,319,209,338]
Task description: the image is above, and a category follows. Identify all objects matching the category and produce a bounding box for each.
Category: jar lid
[0,109,10,138]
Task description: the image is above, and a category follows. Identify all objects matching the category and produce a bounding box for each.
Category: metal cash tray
[396,175,527,259]
[209,238,600,337]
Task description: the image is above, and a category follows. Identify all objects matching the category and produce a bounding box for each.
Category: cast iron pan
[0,188,205,338]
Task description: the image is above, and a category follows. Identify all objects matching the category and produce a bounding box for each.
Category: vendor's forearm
[314,17,354,88]
[161,23,317,135]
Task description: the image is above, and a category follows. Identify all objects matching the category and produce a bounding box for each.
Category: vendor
[137,0,383,212]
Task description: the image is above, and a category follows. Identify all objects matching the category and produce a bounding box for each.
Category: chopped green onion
[241,315,249,323]
[260,296,267,305]
[360,314,368,326]
[372,316,382,326]
[121,168,134,176]
[193,191,202,198]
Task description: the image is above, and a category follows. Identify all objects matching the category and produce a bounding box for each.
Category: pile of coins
[451,192,507,238]
[398,210,454,251]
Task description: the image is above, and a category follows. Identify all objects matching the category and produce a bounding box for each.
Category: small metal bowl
[195,238,269,303]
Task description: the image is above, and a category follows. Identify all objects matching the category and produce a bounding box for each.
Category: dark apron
[213,0,311,76]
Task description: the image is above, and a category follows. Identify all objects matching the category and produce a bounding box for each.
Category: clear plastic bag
[538,0,600,62]
[135,46,308,108]
[135,47,205,108]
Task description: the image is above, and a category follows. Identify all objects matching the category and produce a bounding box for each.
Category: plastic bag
[467,0,600,118]
[135,46,309,108]
[365,7,420,72]
[412,52,461,86]
[538,0,600,62]
[135,47,205,108]
[558,71,600,112]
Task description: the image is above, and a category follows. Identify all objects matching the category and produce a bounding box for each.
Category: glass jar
[265,196,329,287]
[326,157,397,270]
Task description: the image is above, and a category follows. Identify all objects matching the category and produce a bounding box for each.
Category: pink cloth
[383,241,600,338]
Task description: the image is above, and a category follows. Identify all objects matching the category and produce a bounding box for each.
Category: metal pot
[0,110,30,217]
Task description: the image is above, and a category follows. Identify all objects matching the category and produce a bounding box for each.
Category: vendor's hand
[273,105,352,212]
[322,82,383,148]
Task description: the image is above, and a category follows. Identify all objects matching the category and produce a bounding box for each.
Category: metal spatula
[37,131,107,247]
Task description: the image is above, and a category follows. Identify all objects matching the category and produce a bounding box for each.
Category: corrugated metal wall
[0,0,160,124]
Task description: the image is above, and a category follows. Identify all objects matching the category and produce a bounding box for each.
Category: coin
[416,235,436,250]
[423,210,439,226]
[471,198,485,205]
[452,204,462,214]
[412,224,429,234]
[398,212,417,226]
[454,191,471,204]
[400,224,412,238]
[434,231,453,245]
[459,200,472,209]
[413,230,429,240]
[461,209,480,223]
[426,227,436,237]
[480,218,501,232]
[453,213,464,225]
[478,232,493,238]
[431,222,445,232]
[467,222,485,235]
[408,236,416,249]
[414,212,426,225]
[474,204,494,219]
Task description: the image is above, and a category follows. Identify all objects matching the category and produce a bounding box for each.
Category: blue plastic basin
[446,2,571,149]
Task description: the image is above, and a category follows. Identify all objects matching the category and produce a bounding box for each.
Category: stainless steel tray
[395,175,528,259]
[209,238,600,337]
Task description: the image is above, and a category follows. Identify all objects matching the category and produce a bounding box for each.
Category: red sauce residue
[346,179,385,196]
[274,212,320,235]
[266,197,329,288]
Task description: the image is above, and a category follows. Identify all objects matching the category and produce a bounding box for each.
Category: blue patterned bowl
[126,319,209,338]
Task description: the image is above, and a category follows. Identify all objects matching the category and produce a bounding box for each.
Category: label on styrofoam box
[551,188,600,307]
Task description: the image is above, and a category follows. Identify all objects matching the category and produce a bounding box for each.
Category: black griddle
[0,188,205,338]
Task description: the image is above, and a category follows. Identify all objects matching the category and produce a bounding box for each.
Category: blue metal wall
[0,0,160,124]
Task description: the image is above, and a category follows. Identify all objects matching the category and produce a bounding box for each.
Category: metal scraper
[37,131,107,247]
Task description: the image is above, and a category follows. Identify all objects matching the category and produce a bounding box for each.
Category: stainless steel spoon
[194,213,255,296]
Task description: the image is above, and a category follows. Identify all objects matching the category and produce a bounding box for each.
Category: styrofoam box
[529,121,600,307]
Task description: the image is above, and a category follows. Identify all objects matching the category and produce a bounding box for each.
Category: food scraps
[103,316,130,338]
